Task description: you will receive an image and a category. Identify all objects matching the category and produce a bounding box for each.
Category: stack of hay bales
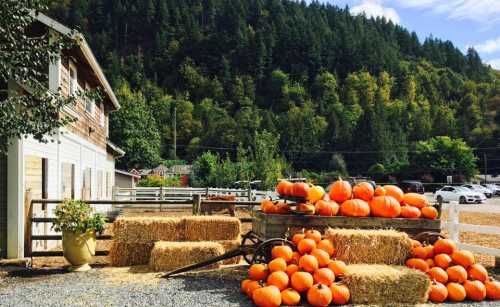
[325,228,429,304]
[110,216,241,270]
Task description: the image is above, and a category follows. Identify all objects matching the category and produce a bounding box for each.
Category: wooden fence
[25,196,260,258]
[441,201,500,257]
[112,186,271,201]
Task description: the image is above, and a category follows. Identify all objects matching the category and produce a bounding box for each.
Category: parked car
[435,186,486,204]
[400,181,425,194]
[462,184,493,198]
[482,184,500,196]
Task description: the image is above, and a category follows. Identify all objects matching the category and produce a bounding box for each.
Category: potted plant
[52,200,105,272]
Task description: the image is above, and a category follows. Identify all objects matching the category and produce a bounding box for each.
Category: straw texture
[149,241,225,272]
[183,216,240,241]
[324,228,412,265]
[343,264,430,304]
[113,217,184,243]
[109,241,155,267]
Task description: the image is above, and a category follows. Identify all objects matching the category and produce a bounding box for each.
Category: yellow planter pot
[62,230,96,272]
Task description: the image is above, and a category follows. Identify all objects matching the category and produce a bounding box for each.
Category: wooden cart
[252,209,442,240]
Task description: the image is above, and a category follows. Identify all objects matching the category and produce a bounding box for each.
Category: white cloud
[473,37,500,54]
[486,58,500,70]
[350,0,400,24]
[396,0,500,25]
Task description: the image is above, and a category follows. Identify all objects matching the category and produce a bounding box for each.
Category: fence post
[248,186,252,201]
[193,194,202,215]
[23,190,33,258]
[448,201,459,242]
[205,187,209,197]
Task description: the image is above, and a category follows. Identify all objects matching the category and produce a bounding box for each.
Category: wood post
[205,187,209,197]
[247,186,252,201]
[23,190,32,258]
[193,194,201,215]
[496,257,500,269]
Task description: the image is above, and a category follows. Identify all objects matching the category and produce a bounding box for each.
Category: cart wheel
[250,239,295,264]
[414,231,445,245]
[241,231,263,264]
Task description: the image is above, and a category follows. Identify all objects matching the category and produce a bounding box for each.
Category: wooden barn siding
[0,155,7,258]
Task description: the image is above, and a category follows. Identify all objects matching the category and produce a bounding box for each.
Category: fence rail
[113,186,261,201]
[441,201,500,257]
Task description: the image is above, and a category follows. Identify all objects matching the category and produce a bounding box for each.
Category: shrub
[138,175,181,187]
[52,200,105,234]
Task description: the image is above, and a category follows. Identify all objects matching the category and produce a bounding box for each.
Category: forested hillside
[49,0,500,180]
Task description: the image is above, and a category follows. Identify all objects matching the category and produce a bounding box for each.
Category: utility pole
[484,153,488,183]
[173,106,177,159]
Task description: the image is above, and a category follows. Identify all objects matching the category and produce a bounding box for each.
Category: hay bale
[113,217,184,243]
[149,241,225,272]
[324,228,412,265]
[109,241,155,267]
[343,264,430,305]
[217,239,242,265]
[183,216,240,241]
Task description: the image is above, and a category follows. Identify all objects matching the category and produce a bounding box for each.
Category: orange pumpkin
[374,185,386,197]
[290,252,301,265]
[304,229,322,243]
[292,182,310,198]
[428,267,448,284]
[353,182,374,201]
[485,279,500,300]
[297,203,316,215]
[275,201,291,214]
[383,185,404,203]
[313,268,335,286]
[286,264,299,277]
[467,264,489,282]
[328,260,347,277]
[268,257,287,272]
[340,199,370,217]
[400,205,421,218]
[411,239,422,248]
[434,253,452,269]
[291,271,314,292]
[426,258,435,268]
[429,281,448,303]
[330,283,350,305]
[464,280,486,301]
[406,258,429,272]
[329,178,352,203]
[411,246,428,259]
[298,238,317,255]
[241,279,252,294]
[292,232,305,246]
[421,206,438,219]
[451,250,475,268]
[308,185,325,203]
[261,199,277,214]
[267,271,290,291]
[299,254,319,273]
[315,200,339,216]
[307,283,332,307]
[433,239,457,255]
[246,280,263,297]
[424,245,434,258]
[370,196,401,218]
[317,239,335,256]
[249,263,268,281]
[277,180,293,196]
[252,285,282,307]
[402,192,429,208]
[447,265,468,283]
[447,282,466,302]
[272,245,294,263]
[311,248,331,268]
[281,288,301,306]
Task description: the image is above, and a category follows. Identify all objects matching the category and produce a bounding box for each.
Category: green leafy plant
[52,200,105,234]
[137,175,181,187]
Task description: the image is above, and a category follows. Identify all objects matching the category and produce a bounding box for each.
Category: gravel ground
[0,266,499,307]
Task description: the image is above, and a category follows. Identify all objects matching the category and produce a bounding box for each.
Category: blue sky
[304,0,500,69]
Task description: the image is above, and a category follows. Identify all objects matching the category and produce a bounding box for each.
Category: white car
[435,186,486,204]
[462,184,493,198]
[483,184,500,196]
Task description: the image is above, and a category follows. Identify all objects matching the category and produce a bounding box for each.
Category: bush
[52,200,105,234]
[138,175,181,187]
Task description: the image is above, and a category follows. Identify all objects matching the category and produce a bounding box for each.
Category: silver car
[435,186,486,204]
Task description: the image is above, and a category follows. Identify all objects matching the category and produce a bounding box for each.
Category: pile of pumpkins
[406,238,500,303]
[240,229,350,306]
[264,178,439,219]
